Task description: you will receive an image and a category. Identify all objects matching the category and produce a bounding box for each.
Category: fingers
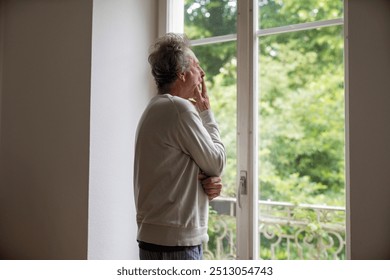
[193,83,203,102]
[201,176,221,184]
[198,174,223,201]
[205,187,221,201]
[202,181,222,191]
[201,78,207,98]
[192,78,210,112]
[201,178,222,200]
[203,184,222,197]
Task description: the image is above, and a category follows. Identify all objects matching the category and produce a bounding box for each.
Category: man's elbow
[205,151,226,177]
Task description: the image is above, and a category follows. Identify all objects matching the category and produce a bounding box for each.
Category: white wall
[88,0,157,259]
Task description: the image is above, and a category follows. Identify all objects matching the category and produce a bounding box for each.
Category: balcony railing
[203,197,346,260]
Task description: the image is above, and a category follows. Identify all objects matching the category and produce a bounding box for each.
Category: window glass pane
[192,42,237,260]
[258,26,346,259]
[259,0,343,29]
[185,0,237,40]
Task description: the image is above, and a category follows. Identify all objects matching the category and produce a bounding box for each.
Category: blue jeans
[139,245,203,260]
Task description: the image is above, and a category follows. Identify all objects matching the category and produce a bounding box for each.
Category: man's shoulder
[162,94,197,115]
[144,94,199,118]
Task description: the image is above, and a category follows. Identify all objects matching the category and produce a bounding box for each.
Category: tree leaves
[185,0,345,206]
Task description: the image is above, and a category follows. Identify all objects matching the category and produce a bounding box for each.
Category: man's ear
[177,72,185,82]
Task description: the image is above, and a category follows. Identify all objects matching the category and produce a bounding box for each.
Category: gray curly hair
[148,33,192,94]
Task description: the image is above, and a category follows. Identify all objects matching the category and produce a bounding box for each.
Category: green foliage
[185,0,237,82]
[258,25,345,205]
[185,0,237,39]
[259,0,343,29]
[205,206,237,259]
[260,225,346,260]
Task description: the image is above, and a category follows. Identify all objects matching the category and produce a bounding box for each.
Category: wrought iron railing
[204,197,346,260]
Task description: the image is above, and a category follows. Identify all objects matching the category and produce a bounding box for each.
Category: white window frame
[235,0,258,260]
[158,0,184,36]
[163,0,347,260]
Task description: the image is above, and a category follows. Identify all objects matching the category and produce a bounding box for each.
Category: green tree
[185,0,345,207]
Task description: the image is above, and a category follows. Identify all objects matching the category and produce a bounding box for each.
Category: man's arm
[177,78,226,177]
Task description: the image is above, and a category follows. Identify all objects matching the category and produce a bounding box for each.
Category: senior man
[134,33,226,260]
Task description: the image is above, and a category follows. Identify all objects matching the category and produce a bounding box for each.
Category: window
[165,0,345,260]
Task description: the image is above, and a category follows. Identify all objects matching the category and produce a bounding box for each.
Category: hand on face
[183,53,210,111]
[189,77,210,112]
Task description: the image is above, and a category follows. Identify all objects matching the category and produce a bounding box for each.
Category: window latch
[238,170,247,208]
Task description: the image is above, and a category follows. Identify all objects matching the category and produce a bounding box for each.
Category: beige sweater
[134,94,226,246]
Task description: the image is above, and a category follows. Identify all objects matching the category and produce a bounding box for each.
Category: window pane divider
[190,34,237,46]
[257,18,343,37]
[236,0,259,260]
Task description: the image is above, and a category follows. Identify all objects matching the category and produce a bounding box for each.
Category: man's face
[181,49,205,99]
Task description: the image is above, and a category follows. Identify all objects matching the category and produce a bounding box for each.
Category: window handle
[238,170,247,209]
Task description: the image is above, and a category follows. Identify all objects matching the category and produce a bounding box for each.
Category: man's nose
[200,67,205,77]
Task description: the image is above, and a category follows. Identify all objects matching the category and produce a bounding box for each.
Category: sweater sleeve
[177,109,226,177]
